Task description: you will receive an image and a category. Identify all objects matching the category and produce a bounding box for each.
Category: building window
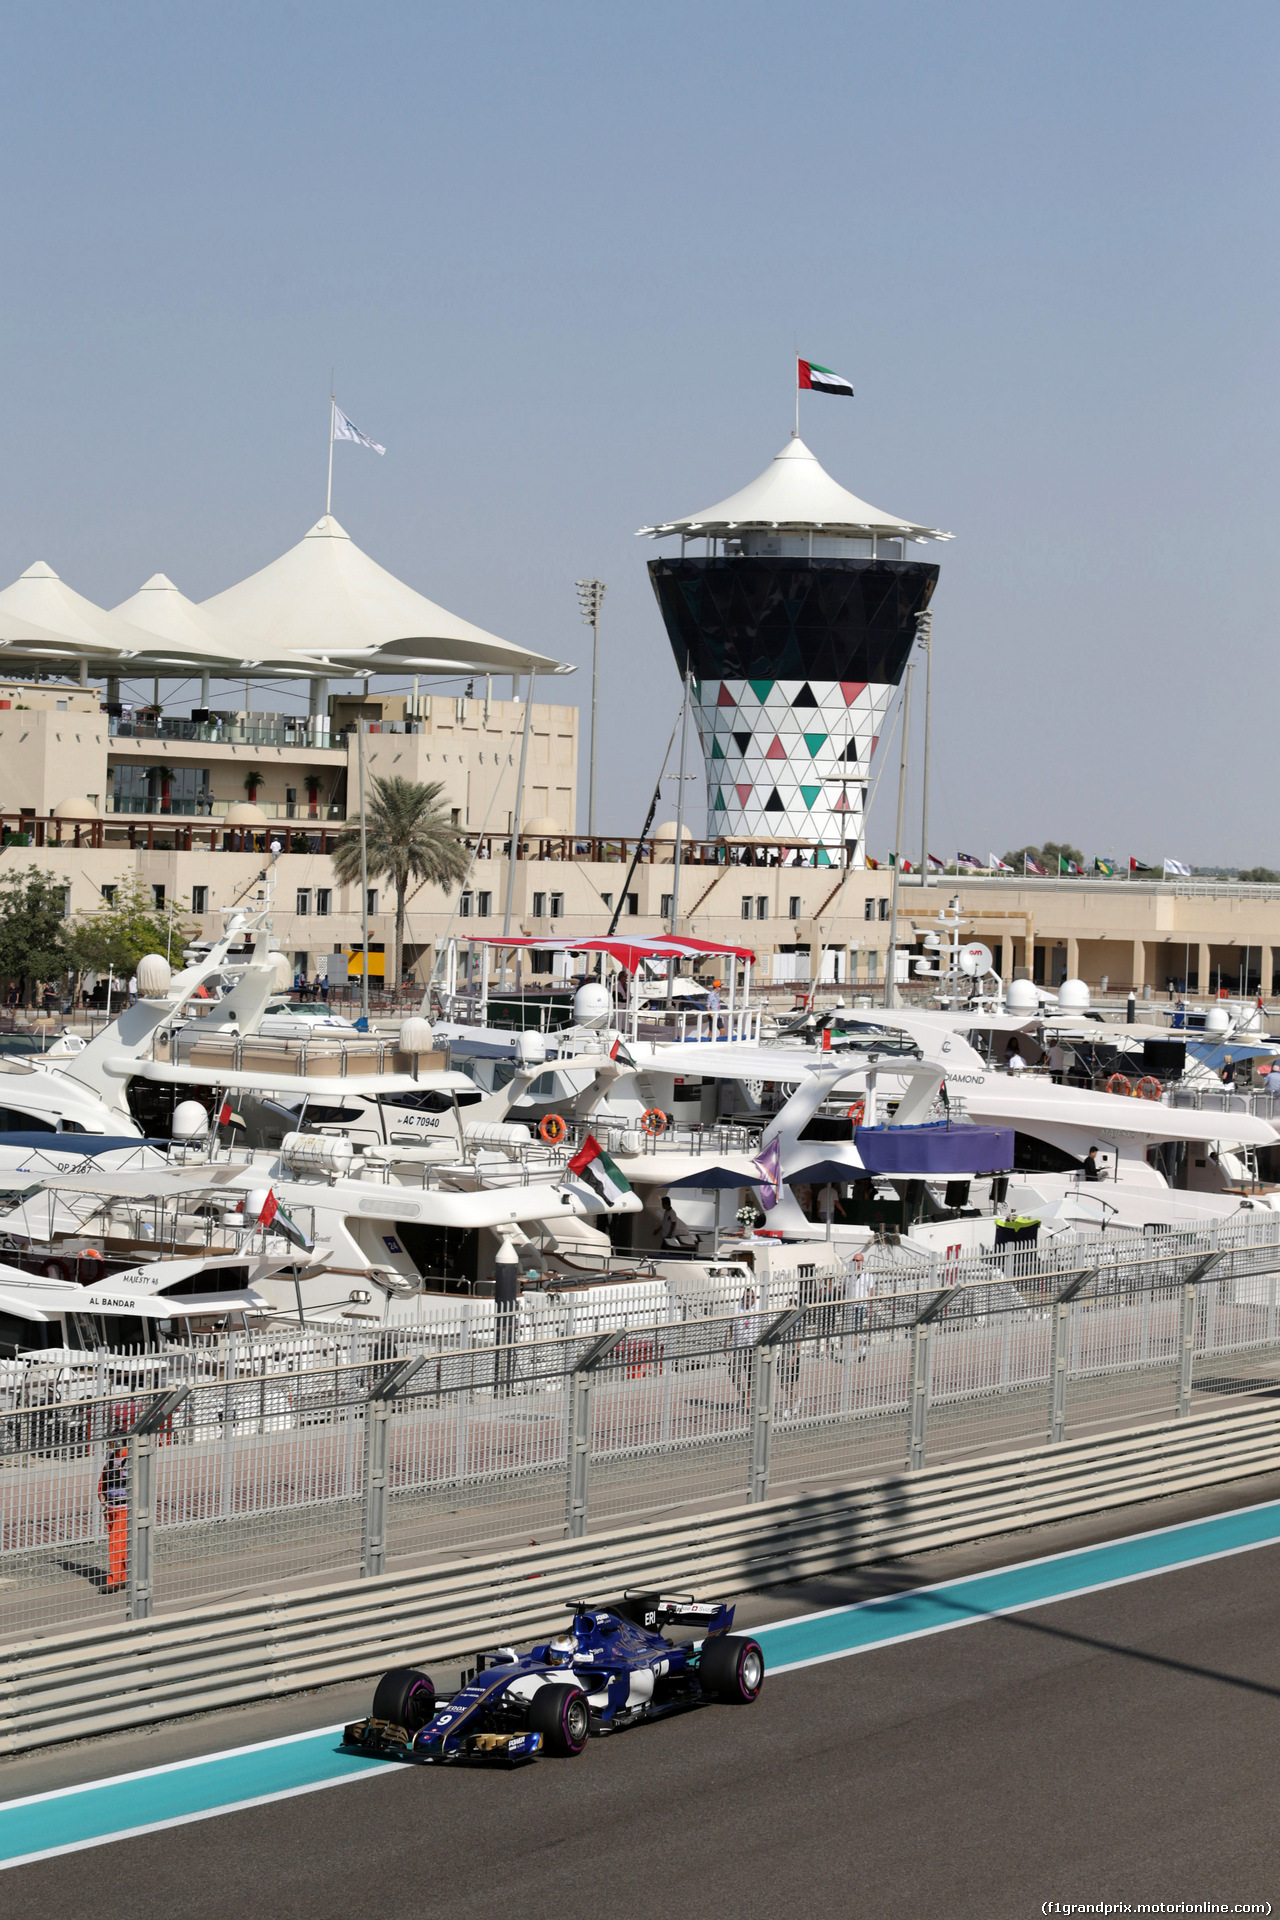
[61,886,71,919]
[476,890,492,917]
[152,885,165,910]
[532,891,547,917]
[459,891,473,917]
[878,898,890,921]
[315,888,331,916]
[625,892,638,916]
[864,898,875,921]
[661,893,673,918]
[366,889,378,916]
[191,886,208,914]
[600,892,613,909]
[296,889,311,916]
[100,884,117,906]
[285,786,298,818]
[741,897,753,920]
[756,896,768,921]
[549,892,564,917]
[868,951,879,982]
[789,896,801,920]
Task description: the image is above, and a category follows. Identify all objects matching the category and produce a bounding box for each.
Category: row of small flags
[881,854,1193,877]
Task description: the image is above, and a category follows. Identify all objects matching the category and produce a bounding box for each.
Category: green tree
[1238,867,1280,885]
[0,867,72,1006]
[332,776,468,990]
[70,876,198,980]
[1041,840,1085,873]
[1001,840,1086,874]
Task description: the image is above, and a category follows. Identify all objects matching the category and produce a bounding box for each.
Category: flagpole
[357,716,370,1026]
[794,358,800,439]
[883,666,913,1012]
[326,385,335,518]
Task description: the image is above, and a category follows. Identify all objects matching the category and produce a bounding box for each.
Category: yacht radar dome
[573,982,611,1030]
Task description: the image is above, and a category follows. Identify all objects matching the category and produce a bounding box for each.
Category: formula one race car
[342,1592,764,1766]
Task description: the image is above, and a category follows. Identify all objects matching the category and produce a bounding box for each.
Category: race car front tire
[371,1667,437,1733]
[698,1635,765,1703]
[527,1683,590,1756]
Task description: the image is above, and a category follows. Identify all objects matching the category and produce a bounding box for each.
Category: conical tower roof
[638,437,951,541]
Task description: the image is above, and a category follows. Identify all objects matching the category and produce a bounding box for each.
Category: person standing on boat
[99,1437,129,1594]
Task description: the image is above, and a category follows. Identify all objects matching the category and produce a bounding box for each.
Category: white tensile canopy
[0,563,170,663]
[637,437,953,541]
[112,574,261,668]
[202,515,571,676]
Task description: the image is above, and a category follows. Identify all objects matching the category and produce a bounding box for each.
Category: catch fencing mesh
[6,1220,1280,1642]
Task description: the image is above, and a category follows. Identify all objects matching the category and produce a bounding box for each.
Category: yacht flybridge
[1,904,1276,1349]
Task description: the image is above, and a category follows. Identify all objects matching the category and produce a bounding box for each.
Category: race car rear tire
[371,1667,436,1733]
[698,1634,765,1703]
[528,1683,590,1756]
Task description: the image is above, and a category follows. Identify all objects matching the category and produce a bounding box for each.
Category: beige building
[3,767,1278,997]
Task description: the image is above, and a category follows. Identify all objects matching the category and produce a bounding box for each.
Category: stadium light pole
[917,609,933,888]
[576,580,606,838]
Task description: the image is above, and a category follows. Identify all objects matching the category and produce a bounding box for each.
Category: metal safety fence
[5,1220,1280,1644]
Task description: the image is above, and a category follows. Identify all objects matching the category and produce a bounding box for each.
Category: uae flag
[798,359,854,398]
[1129,857,1153,874]
[609,1036,635,1067]
[567,1134,633,1208]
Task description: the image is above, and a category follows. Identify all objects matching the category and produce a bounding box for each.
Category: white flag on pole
[1163,859,1191,877]
[332,404,385,455]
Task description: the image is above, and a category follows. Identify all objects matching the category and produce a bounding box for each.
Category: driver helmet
[546,1634,576,1669]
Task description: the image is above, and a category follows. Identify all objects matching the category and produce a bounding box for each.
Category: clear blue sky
[2,2,1275,864]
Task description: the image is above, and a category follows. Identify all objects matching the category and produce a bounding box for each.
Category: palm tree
[332,776,467,990]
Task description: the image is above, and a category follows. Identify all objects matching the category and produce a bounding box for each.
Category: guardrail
[4,1396,1280,1753]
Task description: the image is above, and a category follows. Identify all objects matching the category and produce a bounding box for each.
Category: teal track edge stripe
[5,1494,1280,1869]
[751,1494,1280,1673]
[0,1725,405,1871]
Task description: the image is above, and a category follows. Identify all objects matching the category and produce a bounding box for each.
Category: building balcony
[105,797,345,821]
[108,714,334,750]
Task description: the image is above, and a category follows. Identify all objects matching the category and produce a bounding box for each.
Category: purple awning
[853,1124,1014,1176]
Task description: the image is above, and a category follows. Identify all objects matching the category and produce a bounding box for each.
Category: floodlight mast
[917,609,933,887]
[576,580,607,838]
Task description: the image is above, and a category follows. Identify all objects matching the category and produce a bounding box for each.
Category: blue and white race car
[342,1592,765,1765]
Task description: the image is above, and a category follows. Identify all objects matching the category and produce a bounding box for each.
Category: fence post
[126,1386,190,1622]
[908,1321,932,1471]
[748,1342,776,1502]
[361,1359,425,1579]
[1048,1301,1072,1445]
[566,1369,593,1538]
[126,1431,153,1622]
[1172,1253,1223,1423]
[1044,1265,1103,1446]
[361,1398,392,1578]
[565,1331,627,1539]
[748,1310,803,1503]
[1176,1281,1197,1418]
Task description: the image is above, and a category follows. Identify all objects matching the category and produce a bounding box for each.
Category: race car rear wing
[614,1592,736,1636]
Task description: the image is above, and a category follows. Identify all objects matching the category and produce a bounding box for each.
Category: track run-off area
[5,1493,1280,1916]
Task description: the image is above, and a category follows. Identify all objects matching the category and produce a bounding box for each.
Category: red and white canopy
[464,934,757,967]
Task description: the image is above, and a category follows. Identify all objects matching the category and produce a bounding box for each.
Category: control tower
[639,437,950,866]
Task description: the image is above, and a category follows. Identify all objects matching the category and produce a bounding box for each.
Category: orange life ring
[1137,1076,1162,1101]
[641,1107,667,1137]
[846,1099,866,1126]
[538,1112,567,1144]
[1106,1072,1131,1097]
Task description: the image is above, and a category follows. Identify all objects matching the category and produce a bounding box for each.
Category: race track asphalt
[7,1521,1280,1920]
